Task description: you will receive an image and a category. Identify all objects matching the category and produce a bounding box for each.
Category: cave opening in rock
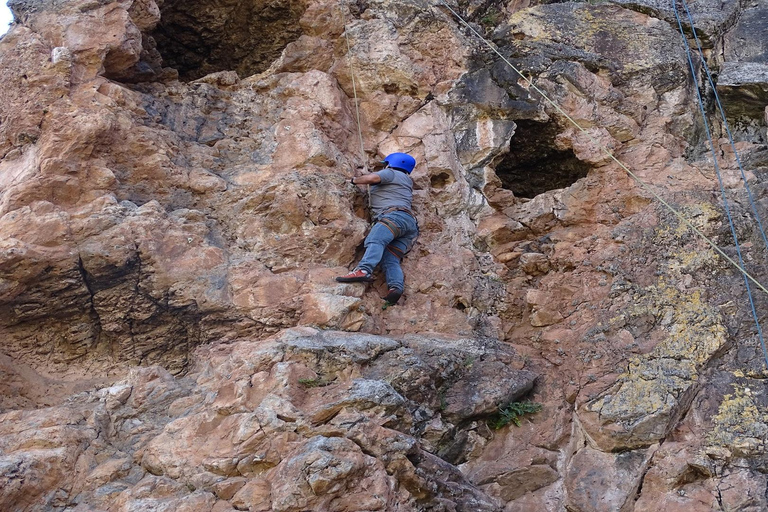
[148,0,306,81]
[495,120,591,199]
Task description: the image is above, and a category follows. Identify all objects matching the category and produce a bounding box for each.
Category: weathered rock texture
[1,328,535,511]
[3,0,768,509]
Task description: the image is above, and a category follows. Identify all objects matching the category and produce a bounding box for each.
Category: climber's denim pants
[358,210,419,292]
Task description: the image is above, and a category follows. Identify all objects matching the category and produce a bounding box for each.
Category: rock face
[2,0,768,510]
[1,328,534,511]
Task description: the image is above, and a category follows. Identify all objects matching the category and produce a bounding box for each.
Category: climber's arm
[351,173,382,185]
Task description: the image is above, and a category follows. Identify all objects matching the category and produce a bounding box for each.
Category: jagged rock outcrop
[3,0,768,510]
[1,328,535,511]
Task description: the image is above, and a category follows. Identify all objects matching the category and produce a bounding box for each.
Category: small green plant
[488,401,542,429]
[298,377,321,388]
[438,388,448,411]
[298,376,335,388]
[480,8,501,29]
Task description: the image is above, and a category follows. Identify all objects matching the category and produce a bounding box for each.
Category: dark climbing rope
[672,0,768,370]
[679,0,768,255]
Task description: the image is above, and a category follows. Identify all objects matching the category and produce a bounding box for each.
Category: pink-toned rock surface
[1,328,532,510]
[3,0,768,510]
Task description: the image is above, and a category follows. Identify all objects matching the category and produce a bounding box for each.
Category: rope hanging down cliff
[433,0,768,300]
[674,0,768,256]
[341,1,366,169]
[340,0,372,207]
[672,0,768,369]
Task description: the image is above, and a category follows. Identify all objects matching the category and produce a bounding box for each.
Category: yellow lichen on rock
[584,278,727,449]
[708,386,768,457]
[654,203,721,238]
[583,214,727,450]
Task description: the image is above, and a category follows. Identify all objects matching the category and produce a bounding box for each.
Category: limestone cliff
[2,0,768,510]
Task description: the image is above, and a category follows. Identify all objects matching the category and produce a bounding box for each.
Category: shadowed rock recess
[495,120,591,198]
[4,0,768,510]
[149,0,307,81]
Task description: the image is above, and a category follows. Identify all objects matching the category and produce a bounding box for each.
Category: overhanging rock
[716,62,768,120]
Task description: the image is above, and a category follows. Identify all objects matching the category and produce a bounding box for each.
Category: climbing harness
[672,0,768,369]
[375,206,417,222]
[434,0,768,299]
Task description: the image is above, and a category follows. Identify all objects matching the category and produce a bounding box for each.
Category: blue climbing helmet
[383,152,416,174]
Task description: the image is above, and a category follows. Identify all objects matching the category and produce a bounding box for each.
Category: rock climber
[336,152,419,306]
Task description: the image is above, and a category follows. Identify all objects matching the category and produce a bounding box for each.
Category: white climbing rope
[340,1,373,207]
[341,2,368,169]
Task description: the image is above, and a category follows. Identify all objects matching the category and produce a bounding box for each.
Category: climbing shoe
[336,268,373,283]
[384,288,403,306]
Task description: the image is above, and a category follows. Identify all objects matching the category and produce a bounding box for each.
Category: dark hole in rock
[430,172,454,189]
[454,299,468,311]
[148,0,307,81]
[674,464,711,487]
[495,120,590,199]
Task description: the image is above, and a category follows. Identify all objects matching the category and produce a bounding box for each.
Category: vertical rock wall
[1,0,768,510]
